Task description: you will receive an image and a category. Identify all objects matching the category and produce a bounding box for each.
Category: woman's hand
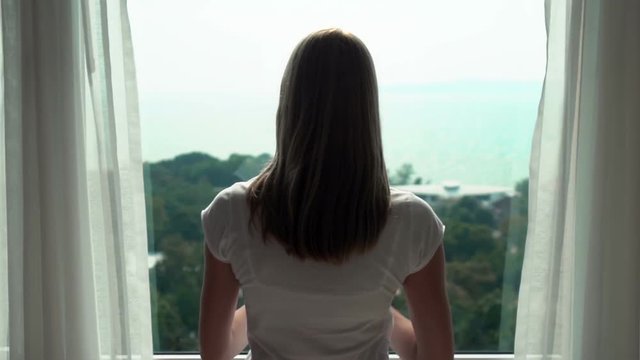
[389,306,418,360]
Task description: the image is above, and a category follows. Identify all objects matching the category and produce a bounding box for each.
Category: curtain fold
[515,0,640,359]
[0,0,153,359]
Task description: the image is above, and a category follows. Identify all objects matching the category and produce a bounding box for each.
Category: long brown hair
[247,29,390,264]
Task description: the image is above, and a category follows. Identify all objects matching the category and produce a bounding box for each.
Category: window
[129,0,545,354]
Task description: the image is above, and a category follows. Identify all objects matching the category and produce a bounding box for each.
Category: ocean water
[379,81,542,187]
[139,81,542,188]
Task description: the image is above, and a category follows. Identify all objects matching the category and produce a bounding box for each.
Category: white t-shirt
[201,180,445,360]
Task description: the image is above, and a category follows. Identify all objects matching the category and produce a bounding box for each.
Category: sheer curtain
[515,0,639,359]
[0,0,153,359]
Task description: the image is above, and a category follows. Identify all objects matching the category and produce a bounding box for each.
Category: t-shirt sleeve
[201,190,231,263]
[404,195,446,278]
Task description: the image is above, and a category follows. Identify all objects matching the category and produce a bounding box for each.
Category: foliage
[146,152,270,351]
[145,153,528,352]
[389,163,415,185]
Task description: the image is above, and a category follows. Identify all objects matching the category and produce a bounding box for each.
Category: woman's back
[199,28,453,360]
[201,180,444,359]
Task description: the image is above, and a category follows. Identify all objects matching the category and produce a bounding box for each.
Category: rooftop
[394,181,515,199]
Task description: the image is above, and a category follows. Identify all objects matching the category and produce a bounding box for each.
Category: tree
[146,152,270,351]
[389,163,415,185]
[435,197,505,350]
[145,152,529,352]
[495,178,529,350]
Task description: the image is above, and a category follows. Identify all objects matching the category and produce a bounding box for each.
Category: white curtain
[515,0,640,359]
[0,0,153,359]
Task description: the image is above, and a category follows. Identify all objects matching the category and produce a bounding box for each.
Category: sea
[139,81,543,189]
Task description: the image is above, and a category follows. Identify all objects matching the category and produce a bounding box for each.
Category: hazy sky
[129,0,545,94]
[127,0,546,166]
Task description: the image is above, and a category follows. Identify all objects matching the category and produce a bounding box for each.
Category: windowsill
[154,354,515,360]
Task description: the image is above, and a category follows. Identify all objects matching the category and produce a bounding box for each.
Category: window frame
[153,354,515,359]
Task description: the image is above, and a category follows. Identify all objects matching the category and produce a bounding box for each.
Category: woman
[199,28,454,360]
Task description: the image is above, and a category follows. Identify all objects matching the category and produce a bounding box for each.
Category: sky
[127,0,546,164]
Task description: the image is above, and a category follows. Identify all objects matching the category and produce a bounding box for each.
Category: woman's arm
[199,245,248,360]
[395,245,454,360]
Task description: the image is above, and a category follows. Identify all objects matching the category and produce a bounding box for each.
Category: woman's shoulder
[220,178,253,197]
[390,187,432,208]
[389,187,445,277]
[389,187,440,221]
[209,182,438,219]
[202,178,255,216]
